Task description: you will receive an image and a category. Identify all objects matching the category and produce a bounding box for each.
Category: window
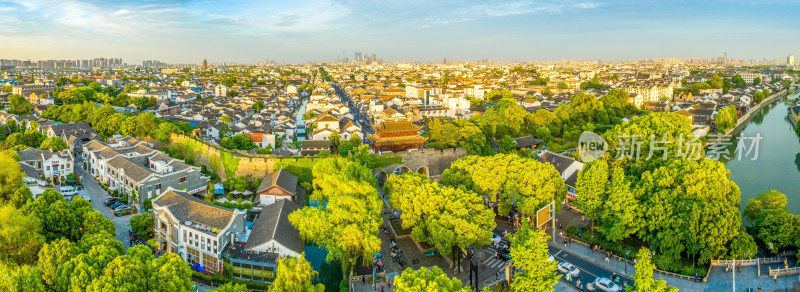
[178,177,187,183]
[148,186,152,192]
[183,230,186,242]
[46,166,50,171]
[156,183,162,190]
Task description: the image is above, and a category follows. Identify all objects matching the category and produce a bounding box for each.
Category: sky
[1,0,799,64]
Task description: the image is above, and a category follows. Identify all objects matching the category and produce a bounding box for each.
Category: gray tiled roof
[244,199,304,254]
[257,169,298,195]
[152,189,235,230]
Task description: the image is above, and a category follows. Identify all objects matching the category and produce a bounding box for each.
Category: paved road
[548,242,633,290]
[76,166,134,249]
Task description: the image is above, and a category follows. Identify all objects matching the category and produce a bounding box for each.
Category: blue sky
[1,0,799,64]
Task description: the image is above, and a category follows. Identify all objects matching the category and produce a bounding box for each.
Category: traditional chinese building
[367,121,427,153]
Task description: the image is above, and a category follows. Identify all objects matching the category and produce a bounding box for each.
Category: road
[548,243,633,290]
[76,166,134,249]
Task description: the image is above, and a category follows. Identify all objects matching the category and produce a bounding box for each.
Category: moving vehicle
[587,277,621,292]
[557,262,580,278]
[495,249,510,261]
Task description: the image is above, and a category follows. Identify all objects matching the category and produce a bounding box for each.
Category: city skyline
[1,0,800,64]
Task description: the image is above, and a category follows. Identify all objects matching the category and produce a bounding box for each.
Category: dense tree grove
[743,190,800,254]
[0,151,194,291]
[384,173,495,267]
[428,92,638,154]
[40,103,193,141]
[442,154,566,216]
[714,105,738,133]
[220,134,257,150]
[393,266,469,292]
[288,158,383,277]
[576,112,751,272]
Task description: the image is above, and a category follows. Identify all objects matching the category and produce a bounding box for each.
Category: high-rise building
[788,54,795,67]
[203,59,208,70]
[354,52,363,62]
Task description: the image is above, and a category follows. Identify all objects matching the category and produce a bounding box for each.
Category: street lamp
[624,250,630,275]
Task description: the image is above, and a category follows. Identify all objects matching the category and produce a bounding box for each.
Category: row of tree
[428,90,639,154]
[0,150,196,291]
[576,112,756,270]
[442,154,566,216]
[40,102,192,142]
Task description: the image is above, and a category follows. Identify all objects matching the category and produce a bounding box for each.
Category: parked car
[58,186,78,197]
[80,195,91,202]
[587,277,621,292]
[110,202,126,209]
[557,262,580,278]
[114,204,129,212]
[115,206,133,214]
[104,198,121,206]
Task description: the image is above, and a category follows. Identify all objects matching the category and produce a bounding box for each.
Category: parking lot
[75,166,135,250]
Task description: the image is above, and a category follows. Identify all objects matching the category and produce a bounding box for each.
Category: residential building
[12,84,57,96]
[255,169,305,206]
[539,151,583,203]
[16,148,75,185]
[83,137,210,209]
[152,189,247,273]
[299,140,330,156]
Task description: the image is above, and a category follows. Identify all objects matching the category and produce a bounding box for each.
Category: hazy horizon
[2,0,799,64]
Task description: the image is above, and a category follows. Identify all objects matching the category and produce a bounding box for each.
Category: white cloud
[419,0,600,28]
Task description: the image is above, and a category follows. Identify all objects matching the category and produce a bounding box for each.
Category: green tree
[148,253,193,292]
[753,77,761,85]
[82,211,116,237]
[289,158,382,277]
[743,190,787,226]
[37,238,80,288]
[727,229,758,259]
[575,160,609,227]
[216,283,249,292]
[329,131,342,149]
[129,213,155,239]
[269,254,324,292]
[499,135,517,153]
[393,266,469,292]
[557,82,570,89]
[384,173,495,272]
[8,94,33,115]
[626,248,677,292]
[715,105,738,133]
[0,262,44,292]
[753,91,764,104]
[510,221,560,291]
[39,137,69,152]
[443,154,565,216]
[152,122,179,143]
[733,74,745,88]
[0,205,45,265]
[0,151,31,208]
[598,167,640,242]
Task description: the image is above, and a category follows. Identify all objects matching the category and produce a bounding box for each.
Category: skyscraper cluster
[0,58,122,69]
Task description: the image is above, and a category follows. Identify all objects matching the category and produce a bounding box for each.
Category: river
[722,90,800,215]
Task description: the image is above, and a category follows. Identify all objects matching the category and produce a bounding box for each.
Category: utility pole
[732,258,735,292]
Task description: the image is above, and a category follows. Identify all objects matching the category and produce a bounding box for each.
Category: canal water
[722,90,800,215]
[296,94,308,141]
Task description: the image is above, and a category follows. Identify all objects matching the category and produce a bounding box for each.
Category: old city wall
[164,134,281,180]
[378,147,469,177]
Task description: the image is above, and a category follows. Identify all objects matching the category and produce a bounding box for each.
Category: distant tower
[788,54,795,67]
[202,59,208,70]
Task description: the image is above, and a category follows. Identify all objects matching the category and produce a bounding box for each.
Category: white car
[557,262,580,278]
[80,195,91,202]
[587,277,621,292]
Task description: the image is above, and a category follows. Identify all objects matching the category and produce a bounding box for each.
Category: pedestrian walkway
[705,265,800,291]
